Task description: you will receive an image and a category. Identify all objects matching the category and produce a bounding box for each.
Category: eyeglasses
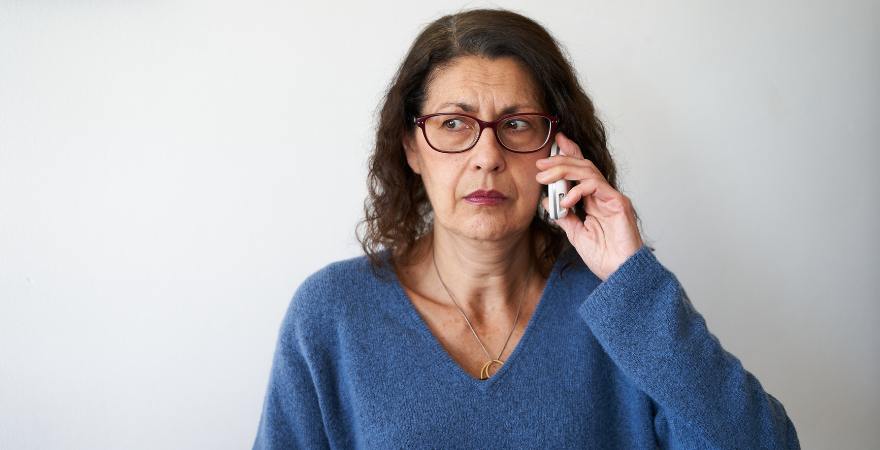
[415,113,559,153]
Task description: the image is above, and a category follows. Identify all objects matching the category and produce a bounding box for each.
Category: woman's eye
[441,118,472,132]
[443,119,464,129]
[504,119,531,131]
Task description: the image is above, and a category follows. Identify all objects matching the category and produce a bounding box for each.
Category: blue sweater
[254,247,799,449]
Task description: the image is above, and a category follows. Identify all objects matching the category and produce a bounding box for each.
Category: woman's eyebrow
[435,102,476,112]
[433,103,539,115]
[499,104,538,115]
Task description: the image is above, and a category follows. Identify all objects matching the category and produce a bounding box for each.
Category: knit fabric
[254,247,799,449]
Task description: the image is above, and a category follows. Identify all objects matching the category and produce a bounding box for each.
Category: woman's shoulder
[283,254,396,328]
[300,254,378,288]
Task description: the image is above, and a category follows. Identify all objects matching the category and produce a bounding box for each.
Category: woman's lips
[463,189,508,206]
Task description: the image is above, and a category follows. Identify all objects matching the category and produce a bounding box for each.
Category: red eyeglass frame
[414,112,560,153]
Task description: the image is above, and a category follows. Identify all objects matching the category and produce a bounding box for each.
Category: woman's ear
[403,134,422,175]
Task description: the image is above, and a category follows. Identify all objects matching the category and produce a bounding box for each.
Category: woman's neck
[424,226,536,320]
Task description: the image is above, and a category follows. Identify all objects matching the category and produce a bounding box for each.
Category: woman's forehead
[423,56,544,114]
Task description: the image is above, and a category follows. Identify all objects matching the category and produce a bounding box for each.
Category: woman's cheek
[527,177,544,205]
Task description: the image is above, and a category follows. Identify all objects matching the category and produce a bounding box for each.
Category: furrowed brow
[499,104,538,116]
[435,102,476,113]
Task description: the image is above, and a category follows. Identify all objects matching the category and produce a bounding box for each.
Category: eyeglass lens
[424,115,551,152]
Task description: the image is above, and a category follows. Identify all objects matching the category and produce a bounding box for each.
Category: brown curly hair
[357,9,617,278]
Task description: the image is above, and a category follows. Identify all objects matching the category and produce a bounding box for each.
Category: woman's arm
[538,133,799,448]
[581,247,799,449]
[254,294,331,450]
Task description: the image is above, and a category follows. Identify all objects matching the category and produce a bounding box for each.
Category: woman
[254,9,799,449]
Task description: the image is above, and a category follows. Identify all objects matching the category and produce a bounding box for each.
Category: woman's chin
[438,214,532,243]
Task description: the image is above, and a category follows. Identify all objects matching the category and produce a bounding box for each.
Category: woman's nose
[468,129,506,172]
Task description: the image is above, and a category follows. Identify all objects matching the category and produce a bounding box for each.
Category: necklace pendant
[480,359,504,380]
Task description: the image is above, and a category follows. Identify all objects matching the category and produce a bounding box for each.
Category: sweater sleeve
[253,292,331,450]
[578,247,799,449]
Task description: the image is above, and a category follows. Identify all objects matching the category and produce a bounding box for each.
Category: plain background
[1,0,878,448]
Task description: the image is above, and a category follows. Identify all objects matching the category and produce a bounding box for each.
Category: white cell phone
[547,142,570,220]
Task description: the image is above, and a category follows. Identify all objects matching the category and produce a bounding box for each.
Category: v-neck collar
[388,259,560,393]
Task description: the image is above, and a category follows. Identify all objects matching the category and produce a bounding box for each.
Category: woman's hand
[537,133,644,280]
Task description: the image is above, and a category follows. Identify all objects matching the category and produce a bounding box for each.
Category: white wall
[1,1,877,448]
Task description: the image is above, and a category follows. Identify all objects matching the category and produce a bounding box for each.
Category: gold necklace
[432,247,532,380]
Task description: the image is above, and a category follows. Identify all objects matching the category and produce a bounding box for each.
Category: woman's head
[403,56,552,246]
[359,8,616,275]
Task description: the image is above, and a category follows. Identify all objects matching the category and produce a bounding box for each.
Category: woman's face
[404,56,551,243]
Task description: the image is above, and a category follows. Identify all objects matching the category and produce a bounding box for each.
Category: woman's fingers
[535,156,600,177]
[536,165,619,205]
[535,163,593,184]
[552,206,594,240]
[539,170,626,222]
[540,196,599,242]
[536,134,622,209]
[536,132,585,172]
[536,145,596,168]
[562,179,631,212]
[536,154,601,178]
[555,132,584,159]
